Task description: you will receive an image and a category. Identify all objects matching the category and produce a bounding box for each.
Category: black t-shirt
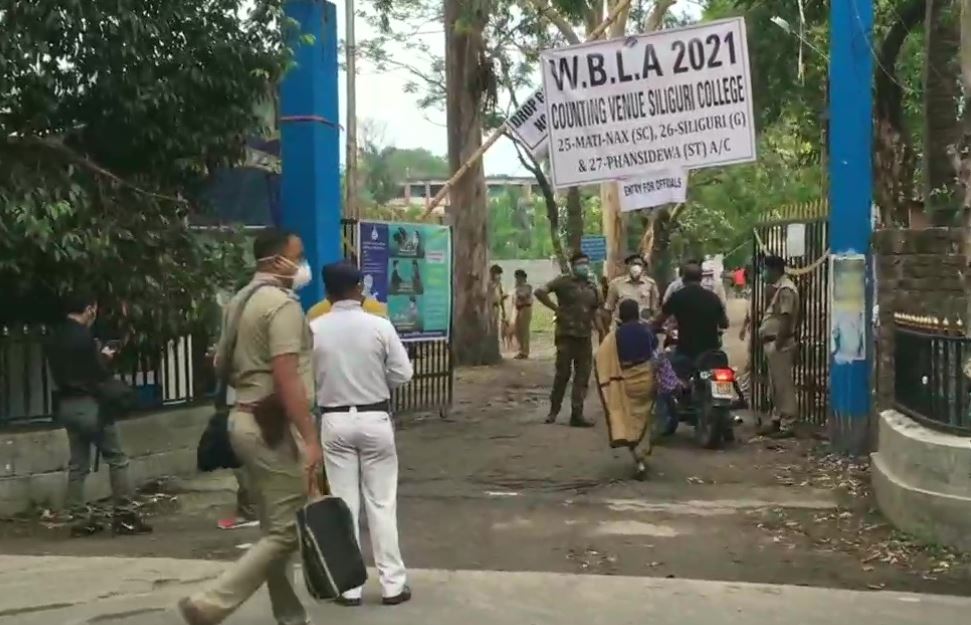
[662,283,728,358]
[46,320,111,397]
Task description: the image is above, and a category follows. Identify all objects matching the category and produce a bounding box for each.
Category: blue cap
[322,262,362,296]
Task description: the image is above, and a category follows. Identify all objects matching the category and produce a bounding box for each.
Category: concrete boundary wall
[871,409,971,552]
[0,406,209,517]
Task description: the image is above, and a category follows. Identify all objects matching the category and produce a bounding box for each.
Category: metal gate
[750,201,830,426]
[341,220,454,418]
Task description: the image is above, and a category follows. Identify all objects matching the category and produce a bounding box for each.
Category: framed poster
[358,220,452,342]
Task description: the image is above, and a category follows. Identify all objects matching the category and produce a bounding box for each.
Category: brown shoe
[383,586,412,606]
[177,598,212,625]
[756,421,780,437]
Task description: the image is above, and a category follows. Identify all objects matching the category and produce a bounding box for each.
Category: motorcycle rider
[652,262,728,376]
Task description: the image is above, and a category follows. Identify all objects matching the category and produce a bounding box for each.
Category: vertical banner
[359,221,452,342]
[830,254,866,363]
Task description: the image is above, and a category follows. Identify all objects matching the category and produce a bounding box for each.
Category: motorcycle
[657,329,739,449]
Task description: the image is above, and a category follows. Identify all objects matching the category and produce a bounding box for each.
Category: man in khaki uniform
[605,254,660,328]
[512,269,533,359]
[758,255,800,438]
[179,229,322,625]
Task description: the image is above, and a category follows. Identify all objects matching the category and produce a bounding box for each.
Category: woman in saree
[595,299,658,480]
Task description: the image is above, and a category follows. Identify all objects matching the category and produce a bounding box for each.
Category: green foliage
[0,1,288,344]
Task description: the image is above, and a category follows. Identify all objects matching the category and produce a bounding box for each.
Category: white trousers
[320,410,407,600]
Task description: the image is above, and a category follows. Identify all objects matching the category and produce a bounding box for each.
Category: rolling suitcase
[296,496,368,600]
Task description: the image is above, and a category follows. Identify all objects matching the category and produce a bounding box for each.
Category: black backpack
[196,283,273,472]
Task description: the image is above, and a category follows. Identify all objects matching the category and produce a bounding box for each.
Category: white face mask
[290,261,312,291]
[629,264,644,279]
[259,256,312,291]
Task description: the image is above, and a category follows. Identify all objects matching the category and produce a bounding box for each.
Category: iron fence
[0,325,211,428]
[893,319,971,435]
[751,202,830,426]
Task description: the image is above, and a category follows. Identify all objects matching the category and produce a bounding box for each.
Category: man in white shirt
[310,262,414,607]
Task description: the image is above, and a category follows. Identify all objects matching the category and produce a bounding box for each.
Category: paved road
[2,555,968,625]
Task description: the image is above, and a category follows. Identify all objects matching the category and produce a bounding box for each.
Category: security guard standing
[604,254,660,328]
[758,255,800,438]
[535,252,604,427]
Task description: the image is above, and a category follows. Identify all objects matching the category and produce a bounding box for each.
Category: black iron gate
[750,201,830,426]
[341,220,454,418]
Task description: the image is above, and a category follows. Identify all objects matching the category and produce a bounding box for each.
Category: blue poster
[358,221,452,342]
[580,235,607,262]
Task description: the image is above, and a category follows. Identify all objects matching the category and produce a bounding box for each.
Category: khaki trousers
[767,345,798,428]
[189,411,308,625]
[514,306,532,357]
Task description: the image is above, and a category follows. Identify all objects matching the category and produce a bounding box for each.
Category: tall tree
[444,0,501,365]
[925,0,963,223]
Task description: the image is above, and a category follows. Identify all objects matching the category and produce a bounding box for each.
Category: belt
[320,400,390,414]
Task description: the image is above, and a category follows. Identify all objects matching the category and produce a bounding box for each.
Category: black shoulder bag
[196,283,271,472]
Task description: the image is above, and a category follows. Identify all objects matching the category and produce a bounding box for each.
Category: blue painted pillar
[828,0,873,453]
[280,0,342,309]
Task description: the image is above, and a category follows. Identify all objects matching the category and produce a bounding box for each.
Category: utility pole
[828,0,873,453]
[344,0,359,220]
[280,0,342,308]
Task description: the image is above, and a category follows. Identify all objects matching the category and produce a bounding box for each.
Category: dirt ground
[2,298,969,596]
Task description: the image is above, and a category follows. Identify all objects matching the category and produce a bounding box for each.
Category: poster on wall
[830,254,867,364]
[358,221,452,342]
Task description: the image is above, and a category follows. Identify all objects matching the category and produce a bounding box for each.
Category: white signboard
[505,89,549,158]
[540,17,757,188]
[618,170,687,212]
[786,223,806,257]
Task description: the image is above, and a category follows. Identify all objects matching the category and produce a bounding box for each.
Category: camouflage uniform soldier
[535,252,604,427]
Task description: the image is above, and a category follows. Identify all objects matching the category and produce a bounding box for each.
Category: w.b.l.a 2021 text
[546,31,741,93]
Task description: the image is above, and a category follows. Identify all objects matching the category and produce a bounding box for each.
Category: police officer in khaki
[179,229,322,625]
[605,254,660,328]
[535,252,604,427]
[758,255,800,438]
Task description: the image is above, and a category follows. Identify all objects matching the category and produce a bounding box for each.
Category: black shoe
[334,596,362,607]
[545,410,559,424]
[767,428,795,440]
[383,586,412,606]
[112,512,153,536]
[633,463,649,481]
[569,416,594,428]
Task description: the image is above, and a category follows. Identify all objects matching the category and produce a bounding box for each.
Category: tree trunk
[925,0,962,224]
[875,0,925,226]
[565,186,584,255]
[445,0,499,366]
[599,0,630,279]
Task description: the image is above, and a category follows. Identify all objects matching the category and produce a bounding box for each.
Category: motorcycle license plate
[711,381,734,400]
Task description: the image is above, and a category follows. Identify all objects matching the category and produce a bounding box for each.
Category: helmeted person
[605,254,660,328]
[758,255,800,438]
[535,252,605,427]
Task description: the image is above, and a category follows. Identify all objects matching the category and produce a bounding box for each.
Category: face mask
[260,255,312,291]
[573,264,590,278]
[629,265,643,279]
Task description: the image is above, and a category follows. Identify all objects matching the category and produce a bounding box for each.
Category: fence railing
[0,325,211,428]
[893,317,971,435]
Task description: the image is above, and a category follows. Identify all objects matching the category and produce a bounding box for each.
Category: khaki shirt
[219,277,314,405]
[605,275,660,325]
[760,275,800,351]
[513,283,533,309]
